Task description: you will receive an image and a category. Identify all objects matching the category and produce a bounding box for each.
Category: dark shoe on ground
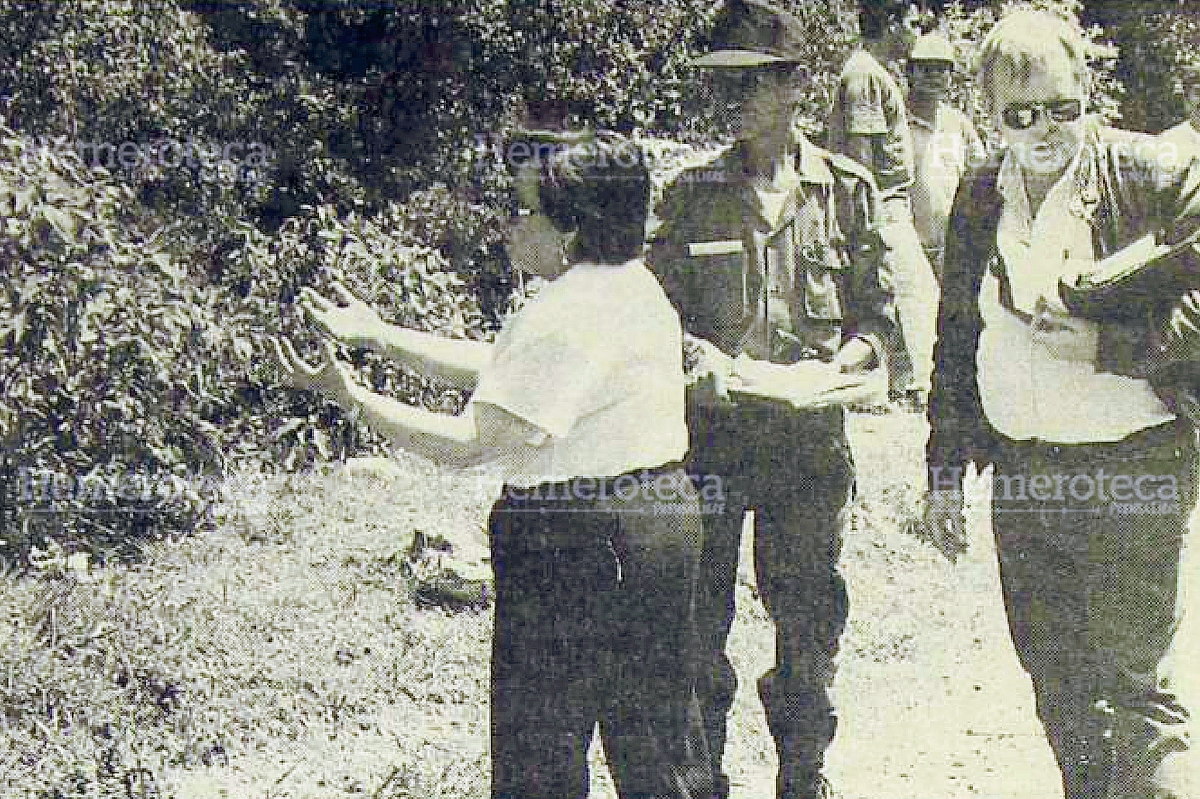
[413,566,492,611]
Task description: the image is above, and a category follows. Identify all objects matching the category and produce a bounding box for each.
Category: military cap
[693,0,807,68]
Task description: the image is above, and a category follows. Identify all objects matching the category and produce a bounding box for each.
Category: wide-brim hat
[693,0,807,68]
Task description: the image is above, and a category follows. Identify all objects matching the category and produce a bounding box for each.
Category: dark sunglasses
[1000,99,1083,130]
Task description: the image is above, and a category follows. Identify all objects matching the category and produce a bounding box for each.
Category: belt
[500,461,689,506]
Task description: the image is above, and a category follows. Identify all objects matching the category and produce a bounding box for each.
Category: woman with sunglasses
[921,8,1200,798]
[272,131,711,799]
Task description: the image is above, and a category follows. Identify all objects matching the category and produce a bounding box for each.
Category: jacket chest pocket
[798,238,845,322]
[686,240,754,351]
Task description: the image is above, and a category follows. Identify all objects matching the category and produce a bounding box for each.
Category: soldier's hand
[910,485,967,561]
[684,335,736,408]
[831,337,877,374]
[684,334,734,377]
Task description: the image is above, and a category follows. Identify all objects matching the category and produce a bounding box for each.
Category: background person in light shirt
[921,9,1200,798]
[272,130,711,799]
[905,31,985,283]
[1160,58,1200,161]
[827,0,937,407]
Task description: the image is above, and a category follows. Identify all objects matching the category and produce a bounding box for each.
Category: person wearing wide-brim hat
[650,1,896,797]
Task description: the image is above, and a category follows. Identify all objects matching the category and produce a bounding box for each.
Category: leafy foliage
[0,130,237,550]
[0,130,481,554]
[1102,9,1200,133]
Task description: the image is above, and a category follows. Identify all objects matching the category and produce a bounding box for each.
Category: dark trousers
[489,467,712,799]
[991,422,1198,799]
[688,401,853,799]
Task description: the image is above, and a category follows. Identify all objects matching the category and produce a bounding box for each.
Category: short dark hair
[537,133,650,264]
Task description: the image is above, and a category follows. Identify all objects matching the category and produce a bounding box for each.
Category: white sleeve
[473,323,619,440]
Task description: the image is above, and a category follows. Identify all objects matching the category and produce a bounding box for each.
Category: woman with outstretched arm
[272,131,711,799]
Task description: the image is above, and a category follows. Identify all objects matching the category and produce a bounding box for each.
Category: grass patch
[2,407,982,798]
[0,454,496,798]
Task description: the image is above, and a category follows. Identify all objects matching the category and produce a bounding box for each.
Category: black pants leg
[600,479,711,798]
[490,471,712,799]
[490,503,604,799]
[692,480,746,799]
[754,458,852,799]
[991,425,1198,799]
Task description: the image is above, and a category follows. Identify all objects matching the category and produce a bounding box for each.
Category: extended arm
[916,173,996,553]
[271,337,539,469]
[301,284,490,391]
[371,324,490,391]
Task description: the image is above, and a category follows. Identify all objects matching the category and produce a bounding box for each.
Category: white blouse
[471,259,688,487]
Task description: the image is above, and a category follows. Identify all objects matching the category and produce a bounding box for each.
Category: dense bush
[0,130,485,554]
[0,130,239,551]
[1101,10,1199,133]
[0,1,272,222]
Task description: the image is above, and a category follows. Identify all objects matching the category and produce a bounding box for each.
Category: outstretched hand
[271,336,357,409]
[299,282,386,349]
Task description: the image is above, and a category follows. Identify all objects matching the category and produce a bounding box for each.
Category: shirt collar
[997,120,1105,226]
[996,148,1029,229]
[997,141,1086,227]
[726,129,832,186]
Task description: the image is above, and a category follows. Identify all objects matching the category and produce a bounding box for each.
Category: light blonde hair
[975,8,1090,114]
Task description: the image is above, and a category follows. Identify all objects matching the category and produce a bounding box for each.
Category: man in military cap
[649,2,895,796]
